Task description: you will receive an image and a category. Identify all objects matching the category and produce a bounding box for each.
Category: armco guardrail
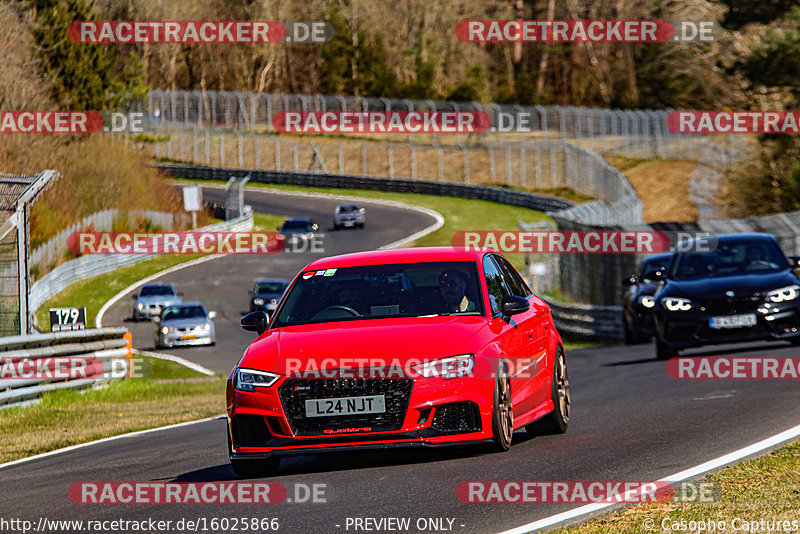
[152,163,574,213]
[29,212,253,327]
[0,327,131,407]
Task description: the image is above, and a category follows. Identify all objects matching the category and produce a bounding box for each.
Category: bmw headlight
[663,297,693,311]
[137,303,144,310]
[410,354,474,379]
[160,326,170,335]
[235,368,280,392]
[767,285,800,303]
[641,296,655,309]
[203,323,211,331]
[267,299,279,309]
[253,298,265,306]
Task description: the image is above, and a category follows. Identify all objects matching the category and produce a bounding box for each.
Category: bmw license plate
[709,314,757,329]
[305,395,386,418]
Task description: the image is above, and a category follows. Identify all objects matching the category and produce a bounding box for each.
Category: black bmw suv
[652,233,800,359]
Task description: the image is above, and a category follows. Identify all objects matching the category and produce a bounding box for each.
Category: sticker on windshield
[315,270,326,276]
[324,268,337,276]
[302,271,315,280]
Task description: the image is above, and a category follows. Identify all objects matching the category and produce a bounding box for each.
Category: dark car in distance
[249,279,290,314]
[622,253,674,344]
[652,234,800,359]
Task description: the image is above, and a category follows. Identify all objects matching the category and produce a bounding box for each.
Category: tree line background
[4,0,800,225]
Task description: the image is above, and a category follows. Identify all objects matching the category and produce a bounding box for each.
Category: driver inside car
[438,269,476,313]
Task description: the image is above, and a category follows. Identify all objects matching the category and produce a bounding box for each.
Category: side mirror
[247,290,254,296]
[501,295,529,319]
[131,293,138,299]
[622,274,637,286]
[241,311,268,335]
[643,269,666,281]
[208,311,217,320]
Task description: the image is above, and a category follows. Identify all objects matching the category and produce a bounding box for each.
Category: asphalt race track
[2,187,800,534]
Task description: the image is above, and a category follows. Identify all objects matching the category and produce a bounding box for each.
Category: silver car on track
[333,203,366,229]
[154,302,216,348]
[132,283,181,320]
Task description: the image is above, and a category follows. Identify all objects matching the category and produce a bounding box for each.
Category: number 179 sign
[49,307,87,332]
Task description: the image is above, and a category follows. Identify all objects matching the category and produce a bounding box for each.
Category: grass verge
[0,357,225,464]
[557,439,800,533]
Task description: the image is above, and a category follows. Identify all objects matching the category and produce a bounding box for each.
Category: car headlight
[409,354,474,379]
[641,296,655,309]
[203,323,211,331]
[160,326,170,335]
[767,285,800,303]
[253,298,265,306]
[235,368,280,392]
[267,299,279,309]
[662,297,693,311]
[136,303,144,310]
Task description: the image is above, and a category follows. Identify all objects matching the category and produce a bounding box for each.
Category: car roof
[142,282,175,288]
[284,217,312,223]
[303,247,491,270]
[642,252,674,263]
[337,203,361,208]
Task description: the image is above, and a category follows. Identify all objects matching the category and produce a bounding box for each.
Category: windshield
[256,282,288,294]
[640,256,672,283]
[337,205,359,213]
[162,305,206,320]
[281,220,311,231]
[671,241,788,279]
[273,261,484,327]
[140,285,175,297]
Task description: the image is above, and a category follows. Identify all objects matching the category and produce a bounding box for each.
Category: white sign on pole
[183,186,202,212]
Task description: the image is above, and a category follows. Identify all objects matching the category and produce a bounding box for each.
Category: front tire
[526,347,569,436]
[490,363,513,452]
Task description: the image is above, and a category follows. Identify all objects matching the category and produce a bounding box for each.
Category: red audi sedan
[226,247,570,477]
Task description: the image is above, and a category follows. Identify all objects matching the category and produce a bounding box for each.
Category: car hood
[241,316,486,372]
[660,270,799,300]
[253,292,283,300]
[161,318,211,329]
[137,295,180,305]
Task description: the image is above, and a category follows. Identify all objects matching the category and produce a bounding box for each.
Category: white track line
[0,415,225,471]
[496,422,800,534]
[133,349,216,376]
